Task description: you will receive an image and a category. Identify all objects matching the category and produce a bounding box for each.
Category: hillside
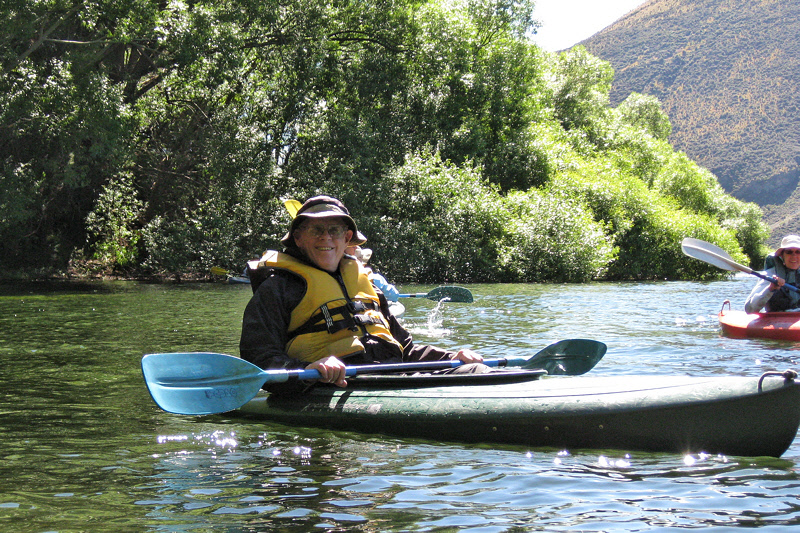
[580,0,800,244]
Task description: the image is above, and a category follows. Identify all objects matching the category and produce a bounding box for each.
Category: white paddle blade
[680,238,753,274]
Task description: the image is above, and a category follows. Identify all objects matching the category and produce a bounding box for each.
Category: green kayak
[233,371,800,457]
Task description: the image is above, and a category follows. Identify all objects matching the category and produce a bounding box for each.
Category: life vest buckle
[353,314,379,328]
[348,300,367,313]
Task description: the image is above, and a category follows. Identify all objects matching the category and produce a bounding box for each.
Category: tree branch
[6,4,83,74]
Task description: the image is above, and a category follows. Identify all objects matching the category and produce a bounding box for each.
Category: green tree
[549,46,614,145]
[84,172,144,269]
[616,92,672,141]
[0,0,773,283]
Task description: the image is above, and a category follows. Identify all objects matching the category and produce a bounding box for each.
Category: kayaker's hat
[281,195,367,247]
[349,232,368,247]
[777,235,800,256]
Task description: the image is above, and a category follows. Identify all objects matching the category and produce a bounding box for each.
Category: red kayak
[718,300,800,340]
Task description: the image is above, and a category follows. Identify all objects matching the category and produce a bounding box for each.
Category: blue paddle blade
[141,352,279,415]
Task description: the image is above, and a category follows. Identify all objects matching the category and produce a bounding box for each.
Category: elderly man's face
[293,218,353,272]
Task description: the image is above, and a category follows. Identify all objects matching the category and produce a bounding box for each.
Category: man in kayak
[745,235,800,312]
[239,195,486,389]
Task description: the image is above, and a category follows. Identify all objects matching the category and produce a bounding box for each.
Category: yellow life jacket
[249,251,403,362]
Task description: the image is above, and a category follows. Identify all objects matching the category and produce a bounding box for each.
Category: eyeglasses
[784,249,800,256]
[300,224,348,239]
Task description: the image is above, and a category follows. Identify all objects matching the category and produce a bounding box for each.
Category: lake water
[2,276,799,531]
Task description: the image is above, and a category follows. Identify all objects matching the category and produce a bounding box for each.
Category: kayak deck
[718,300,800,340]
[233,371,800,457]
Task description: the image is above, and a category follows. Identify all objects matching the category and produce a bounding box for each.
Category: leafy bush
[85,173,144,268]
[615,93,672,141]
[354,151,616,284]
[499,190,615,282]
[140,171,293,276]
[357,151,507,283]
[548,163,746,280]
[140,214,202,276]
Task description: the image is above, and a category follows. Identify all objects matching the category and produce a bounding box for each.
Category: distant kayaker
[239,195,486,389]
[346,244,401,302]
[744,235,800,313]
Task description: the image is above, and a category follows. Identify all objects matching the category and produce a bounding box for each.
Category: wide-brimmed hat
[777,235,800,255]
[281,195,367,247]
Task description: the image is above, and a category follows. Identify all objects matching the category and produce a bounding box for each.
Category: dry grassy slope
[580,0,800,244]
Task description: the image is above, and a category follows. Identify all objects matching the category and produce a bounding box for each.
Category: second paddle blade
[524,339,607,375]
[427,286,473,303]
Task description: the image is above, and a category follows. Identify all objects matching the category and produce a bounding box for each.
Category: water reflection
[136,430,800,530]
[2,278,800,530]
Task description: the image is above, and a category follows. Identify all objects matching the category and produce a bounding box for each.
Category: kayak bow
[718,300,800,340]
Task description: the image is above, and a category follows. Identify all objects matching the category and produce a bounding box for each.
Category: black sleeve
[238,269,307,370]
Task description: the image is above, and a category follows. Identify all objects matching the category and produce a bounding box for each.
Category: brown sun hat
[281,196,367,247]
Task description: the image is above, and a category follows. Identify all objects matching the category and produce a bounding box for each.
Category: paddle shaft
[273,357,519,381]
[233,341,594,382]
[748,270,800,293]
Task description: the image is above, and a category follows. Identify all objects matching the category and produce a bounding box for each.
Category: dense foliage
[1,0,769,283]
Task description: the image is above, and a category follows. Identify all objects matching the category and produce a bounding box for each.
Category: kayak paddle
[397,286,473,303]
[210,266,231,276]
[681,238,800,293]
[284,199,302,218]
[141,339,606,415]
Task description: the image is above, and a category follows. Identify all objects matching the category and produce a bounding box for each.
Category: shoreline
[0,268,220,285]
